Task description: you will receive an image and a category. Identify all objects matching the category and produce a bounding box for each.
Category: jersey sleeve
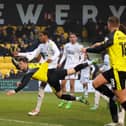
[14,69,37,92]
[18,45,42,61]
[86,32,114,53]
[86,40,113,53]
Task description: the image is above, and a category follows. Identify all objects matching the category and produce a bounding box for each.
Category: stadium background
[0,0,126,25]
[0,1,126,126]
[0,0,126,92]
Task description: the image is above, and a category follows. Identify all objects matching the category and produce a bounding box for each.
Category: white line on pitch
[0,118,64,126]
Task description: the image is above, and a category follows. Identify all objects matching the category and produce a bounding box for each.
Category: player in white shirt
[14,30,60,116]
[58,33,83,109]
[80,53,91,98]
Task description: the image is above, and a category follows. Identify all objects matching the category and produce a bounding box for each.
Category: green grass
[0,92,124,126]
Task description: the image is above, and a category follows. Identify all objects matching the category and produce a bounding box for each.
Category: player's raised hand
[6,90,16,96]
[81,48,87,53]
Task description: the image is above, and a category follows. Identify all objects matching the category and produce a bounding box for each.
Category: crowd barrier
[0,79,95,92]
[0,79,38,91]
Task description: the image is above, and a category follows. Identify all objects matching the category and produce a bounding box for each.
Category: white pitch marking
[0,118,64,126]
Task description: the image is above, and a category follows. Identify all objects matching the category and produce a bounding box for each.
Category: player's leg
[65,60,98,76]
[90,91,100,110]
[69,79,75,96]
[56,68,78,108]
[28,81,46,116]
[104,99,125,126]
[80,73,88,98]
[118,107,125,126]
[93,74,121,126]
[96,69,126,111]
[65,79,75,109]
[48,77,77,102]
[112,70,126,111]
[55,89,89,105]
[83,82,88,98]
[48,72,89,105]
[92,73,121,126]
[93,73,115,100]
[47,68,91,105]
[67,63,89,75]
[92,70,118,126]
[35,82,46,112]
[108,99,118,123]
[58,80,67,108]
[114,89,126,111]
[95,70,126,126]
[96,69,126,126]
[103,84,120,125]
[50,67,115,105]
[61,80,67,93]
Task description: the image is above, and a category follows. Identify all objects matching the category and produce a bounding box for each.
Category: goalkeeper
[7,57,95,104]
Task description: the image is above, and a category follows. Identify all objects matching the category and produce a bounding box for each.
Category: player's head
[39,29,49,43]
[69,32,78,44]
[107,16,120,31]
[18,57,28,71]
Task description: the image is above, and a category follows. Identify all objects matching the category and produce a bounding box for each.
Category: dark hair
[107,16,120,27]
[69,32,79,38]
[40,28,50,37]
[18,56,28,63]
[119,24,126,34]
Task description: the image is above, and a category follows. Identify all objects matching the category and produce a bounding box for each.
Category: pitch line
[0,118,64,126]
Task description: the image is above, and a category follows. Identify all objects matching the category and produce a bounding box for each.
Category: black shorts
[102,68,126,90]
[47,69,67,92]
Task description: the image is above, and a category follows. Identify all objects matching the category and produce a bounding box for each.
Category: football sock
[61,94,76,101]
[109,98,118,123]
[35,87,45,111]
[94,91,100,106]
[74,63,88,72]
[95,85,115,99]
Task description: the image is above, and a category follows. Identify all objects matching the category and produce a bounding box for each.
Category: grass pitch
[0,92,124,126]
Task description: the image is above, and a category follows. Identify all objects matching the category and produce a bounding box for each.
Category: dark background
[0,0,126,25]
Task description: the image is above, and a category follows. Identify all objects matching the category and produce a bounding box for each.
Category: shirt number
[119,42,126,56]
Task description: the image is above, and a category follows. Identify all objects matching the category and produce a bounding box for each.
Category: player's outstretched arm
[6,72,33,96]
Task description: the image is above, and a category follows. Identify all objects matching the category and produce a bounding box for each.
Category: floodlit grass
[0,92,124,126]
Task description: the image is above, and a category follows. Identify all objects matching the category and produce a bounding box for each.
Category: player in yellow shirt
[83,16,126,126]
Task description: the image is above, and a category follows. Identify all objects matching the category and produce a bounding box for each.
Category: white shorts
[64,64,78,79]
[80,77,90,84]
[65,73,78,80]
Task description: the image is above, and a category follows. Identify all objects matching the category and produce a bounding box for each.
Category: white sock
[76,96,81,101]
[118,107,125,124]
[67,101,72,104]
[101,94,109,102]
[35,87,45,112]
[94,91,100,107]
[83,87,88,96]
